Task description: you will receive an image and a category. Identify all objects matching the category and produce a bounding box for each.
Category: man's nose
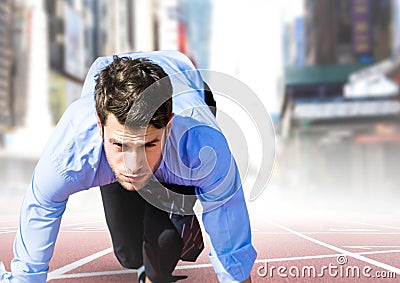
[123,151,144,173]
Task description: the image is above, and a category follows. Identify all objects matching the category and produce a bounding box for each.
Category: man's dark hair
[95,56,173,129]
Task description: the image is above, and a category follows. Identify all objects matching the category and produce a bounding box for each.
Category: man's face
[99,113,171,191]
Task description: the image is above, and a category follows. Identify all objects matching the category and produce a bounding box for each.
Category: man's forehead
[125,124,161,135]
[112,126,162,141]
[104,114,163,140]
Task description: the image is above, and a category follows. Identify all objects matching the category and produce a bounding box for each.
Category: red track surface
[1,208,400,283]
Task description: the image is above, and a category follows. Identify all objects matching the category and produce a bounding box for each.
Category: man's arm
[5,107,91,282]
[1,97,107,282]
[182,125,257,282]
[201,186,257,282]
[0,51,127,282]
[9,164,68,282]
[1,135,72,282]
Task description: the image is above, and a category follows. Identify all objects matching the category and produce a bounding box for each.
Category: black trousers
[100,182,202,283]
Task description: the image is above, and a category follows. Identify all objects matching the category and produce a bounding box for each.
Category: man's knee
[143,229,184,282]
[157,229,183,252]
[114,248,143,269]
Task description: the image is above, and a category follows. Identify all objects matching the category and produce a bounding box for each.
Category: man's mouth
[123,174,147,183]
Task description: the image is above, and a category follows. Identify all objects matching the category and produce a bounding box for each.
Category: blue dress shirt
[2,51,256,282]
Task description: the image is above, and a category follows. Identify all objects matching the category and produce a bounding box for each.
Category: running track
[1,189,400,282]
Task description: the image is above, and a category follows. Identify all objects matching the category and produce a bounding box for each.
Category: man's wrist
[0,262,12,282]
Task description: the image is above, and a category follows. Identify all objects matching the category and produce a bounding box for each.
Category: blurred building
[280,0,400,203]
[179,0,212,69]
[282,0,399,129]
[304,0,338,65]
[304,0,392,66]
[0,0,210,149]
[393,0,400,54]
[285,0,393,67]
[44,0,170,120]
[10,1,28,128]
[0,0,14,131]
[46,0,138,81]
[45,0,138,106]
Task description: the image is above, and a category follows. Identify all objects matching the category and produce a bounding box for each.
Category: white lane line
[360,249,400,255]
[61,220,104,228]
[55,230,109,234]
[268,221,400,275]
[254,231,400,235]
[49,270,135,279]
[48,249,400,280]
[48,262,215,280]
[344,246,400,250]
[49,261,215,280]
[46,247,113,281]
[328,228,380,232]
[0,230,17,234]
[345,221,400,231]
[175,263,213,270]
[56,231,108,233]
[70,227,107,231]
[0,226,17,230]
[255,249,400,263]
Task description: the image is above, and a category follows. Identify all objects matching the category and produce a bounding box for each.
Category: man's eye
[113,143,123,148]
[145,143,156,148]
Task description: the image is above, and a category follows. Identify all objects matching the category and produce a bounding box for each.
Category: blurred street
[267,120,400,215]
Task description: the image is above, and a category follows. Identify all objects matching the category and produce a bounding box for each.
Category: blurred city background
[1,0,400,216]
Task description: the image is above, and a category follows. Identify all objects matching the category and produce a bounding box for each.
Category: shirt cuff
[0,262,12,283]
[209,244,257,282]
[9,260,48,283]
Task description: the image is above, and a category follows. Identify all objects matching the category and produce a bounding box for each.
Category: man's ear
[96,114,104,138]
[165,114,174,138]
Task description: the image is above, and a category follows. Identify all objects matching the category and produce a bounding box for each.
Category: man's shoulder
[44,96,107,186]
[159,115,234,188]
[169,115,231,165]
[170,115,225,143]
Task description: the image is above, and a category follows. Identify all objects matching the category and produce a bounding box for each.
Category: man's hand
[0,262,12,282]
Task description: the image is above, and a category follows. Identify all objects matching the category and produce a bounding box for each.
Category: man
[0,51,256,282]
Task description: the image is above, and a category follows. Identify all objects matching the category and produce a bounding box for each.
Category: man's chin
[117,177,151,191]
[115,173,153,192]
[120,183,143,192]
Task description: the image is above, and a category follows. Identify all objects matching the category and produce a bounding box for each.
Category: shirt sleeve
[185,126,257,282]
[10,154,72,282]
[202,189,257,282]
[9,144,69,281]
[4,52,127,282]
[7,96,112,282]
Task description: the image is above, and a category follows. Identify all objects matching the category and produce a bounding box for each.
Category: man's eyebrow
[108,137,160,144]
[109,138,122,144]
[145,138,161,144]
